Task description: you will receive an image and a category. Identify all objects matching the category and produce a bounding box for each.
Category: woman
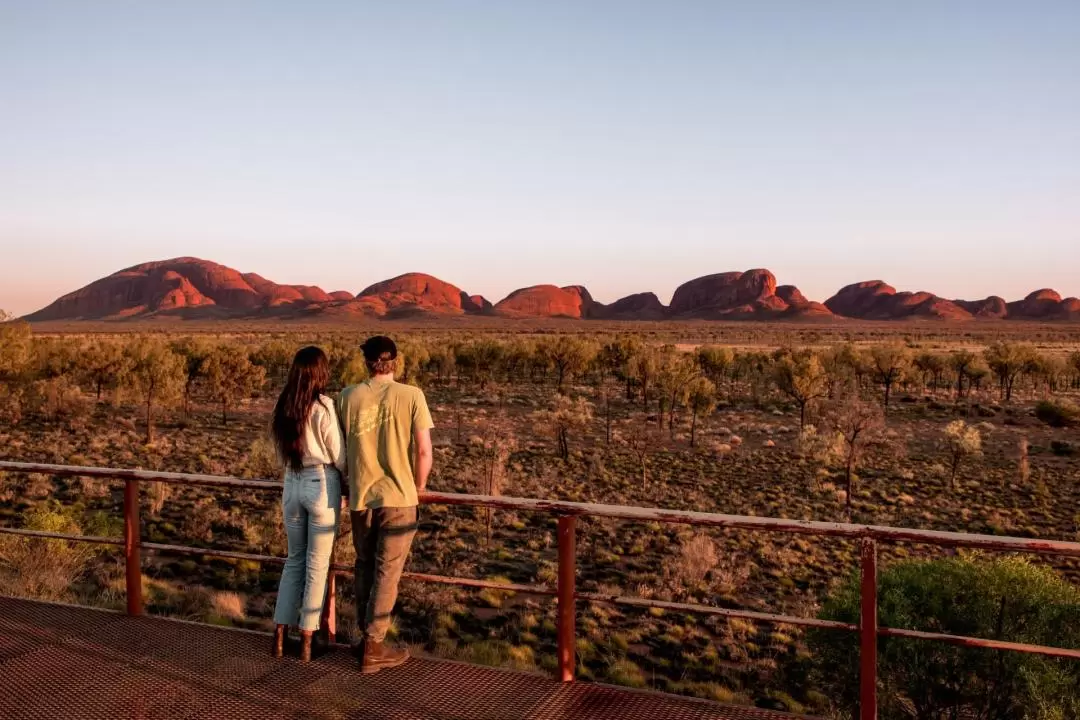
[270,346,346,662]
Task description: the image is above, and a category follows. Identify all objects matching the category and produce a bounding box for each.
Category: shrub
[1051,440,1075,457]
[0,501,94,601]
[810,555,1080,719]
[1035,400,1080,428]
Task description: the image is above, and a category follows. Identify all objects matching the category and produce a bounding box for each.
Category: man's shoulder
[390,382,426,401]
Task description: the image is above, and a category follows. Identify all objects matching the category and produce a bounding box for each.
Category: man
[337,336,433,673]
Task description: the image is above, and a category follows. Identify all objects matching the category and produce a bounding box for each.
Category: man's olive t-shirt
[336,377,433,511]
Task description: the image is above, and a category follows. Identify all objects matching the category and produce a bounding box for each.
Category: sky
[1,1,1078,316]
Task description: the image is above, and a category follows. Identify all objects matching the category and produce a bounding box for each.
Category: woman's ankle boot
[299,630,313,663]
[272,625,286,658]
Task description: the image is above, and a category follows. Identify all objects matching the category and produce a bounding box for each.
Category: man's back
[337,377,433,511]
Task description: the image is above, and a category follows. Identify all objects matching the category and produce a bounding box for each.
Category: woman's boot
[272,625,286,658]
[299,630,314,663]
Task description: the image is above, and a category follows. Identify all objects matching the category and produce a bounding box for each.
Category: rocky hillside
[24,257,1079,322]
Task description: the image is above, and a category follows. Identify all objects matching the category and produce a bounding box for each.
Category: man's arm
[412,427,433,494]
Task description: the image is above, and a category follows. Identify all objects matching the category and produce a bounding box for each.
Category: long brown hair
[271,346,330,472]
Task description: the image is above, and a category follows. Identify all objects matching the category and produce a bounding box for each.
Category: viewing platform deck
[0,596,809,720]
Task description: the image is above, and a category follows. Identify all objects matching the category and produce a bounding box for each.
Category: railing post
[124,478,143,616]
[556,515,577,682]
[860,536,878,720]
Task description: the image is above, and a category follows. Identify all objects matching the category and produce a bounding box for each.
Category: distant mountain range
[23,257,1080,322]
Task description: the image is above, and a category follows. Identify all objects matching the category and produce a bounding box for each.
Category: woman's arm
[321,396,348,476]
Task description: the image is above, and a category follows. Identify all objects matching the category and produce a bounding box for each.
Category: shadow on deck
[0,596,813,720]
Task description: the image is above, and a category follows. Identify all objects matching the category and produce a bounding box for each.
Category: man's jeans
[273,465,341,631]
[351,506,418,643]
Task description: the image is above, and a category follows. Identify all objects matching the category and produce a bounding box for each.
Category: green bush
[1035,400,1080,428]
[809,555,1080,719]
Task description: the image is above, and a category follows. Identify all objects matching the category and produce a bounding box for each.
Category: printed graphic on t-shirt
[356,404,392,435]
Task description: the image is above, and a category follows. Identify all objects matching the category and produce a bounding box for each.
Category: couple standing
[268,336,434,674]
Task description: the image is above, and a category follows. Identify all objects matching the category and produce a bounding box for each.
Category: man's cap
[361,336,398,361]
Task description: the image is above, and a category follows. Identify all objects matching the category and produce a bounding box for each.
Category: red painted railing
[2,461,1080,719]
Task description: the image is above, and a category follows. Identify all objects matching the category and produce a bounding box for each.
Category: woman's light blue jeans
[272,465,341,631]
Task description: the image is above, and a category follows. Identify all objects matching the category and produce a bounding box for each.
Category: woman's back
[296,394,345,474]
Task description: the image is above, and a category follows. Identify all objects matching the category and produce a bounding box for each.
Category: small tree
[542,336,596,392]
[867,344,911,411]
[943,420,982,489]
[949,350,977,400]
[457,339,505,389]
[83,340,132,402]
[617,423,655,490]
[773,352,829,428]
[251,339,293,388]
[823,394,886,508]
[810,555,1080,719]
[398,341,431,386]
[170,337,212,414]
[537,395,593,460]
[204,345,266,425]
[821,343,863,398]
[913,351,948,395]
[985,342,1039,402]
[657,350,698,436]
[629,347,659,408]
[696,345,734,388]
[686,377,717,447]
[128,339,185,443]
[600,337,641,400]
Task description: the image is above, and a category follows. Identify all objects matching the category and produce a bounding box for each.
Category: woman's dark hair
[271,346,330,472]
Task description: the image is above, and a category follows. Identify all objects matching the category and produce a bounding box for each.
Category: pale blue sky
[1,1,1078,316]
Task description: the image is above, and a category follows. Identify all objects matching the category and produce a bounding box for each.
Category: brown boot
[299,631,313,663]
[359,638,409,674]
[272,625,286,658]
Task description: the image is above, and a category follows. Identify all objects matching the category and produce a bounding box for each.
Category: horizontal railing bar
[4,461,1080,557]
[0,527,124,546]
[0,461,282,491]
[576,591,858,631]
[402,571,555,596]
[144,543,557,596]
[879,627,1080,660]
[142,542,285,564]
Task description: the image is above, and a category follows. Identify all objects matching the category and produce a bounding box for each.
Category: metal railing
[1,460,1080,720]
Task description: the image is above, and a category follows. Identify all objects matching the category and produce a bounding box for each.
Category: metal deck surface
[0,596,812,720]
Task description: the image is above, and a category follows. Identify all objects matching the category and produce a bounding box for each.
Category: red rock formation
[669,270,788,318]
[825,282,971,320]
[356,273,474,315]
[461,294,493,314]
[954,296,1008,318]
[824,281,896,318]
[775,285,807,306]
[593,292,668,320]
[495,285,594,318]
[328,291,355,302]
[27,258,264,320]
[1008,289,1068,318]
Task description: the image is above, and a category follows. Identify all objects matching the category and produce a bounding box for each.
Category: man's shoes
[359,638,410,674]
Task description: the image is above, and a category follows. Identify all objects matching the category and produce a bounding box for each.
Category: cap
[361,336,398,362]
